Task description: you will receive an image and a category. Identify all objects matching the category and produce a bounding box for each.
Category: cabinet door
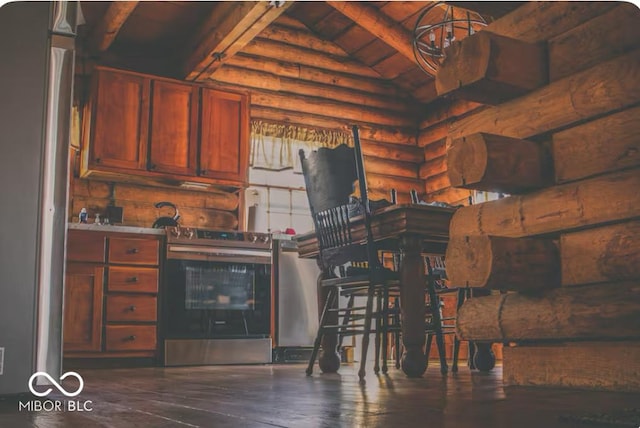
[63,263,104,352]
[199,88,249,183]
[89,70,150,170]
[148,80,198,176]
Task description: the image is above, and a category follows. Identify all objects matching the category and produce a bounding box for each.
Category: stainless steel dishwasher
[272,238,320,362]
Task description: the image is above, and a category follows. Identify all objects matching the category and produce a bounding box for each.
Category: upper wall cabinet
[81,67,250,189]
[200,88,249,183]
[88,70,150,171]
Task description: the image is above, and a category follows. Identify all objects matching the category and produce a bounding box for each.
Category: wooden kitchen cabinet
[63,263,104,352]
[81,66,250,188]
[86,69,150,171]
[148,80,198,176]
[200,88,249,183]
[64,228,162,360]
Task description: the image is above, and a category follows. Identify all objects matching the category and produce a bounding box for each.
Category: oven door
[163,253,272,366]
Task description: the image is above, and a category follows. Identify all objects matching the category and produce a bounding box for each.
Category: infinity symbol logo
[28,371,84,397]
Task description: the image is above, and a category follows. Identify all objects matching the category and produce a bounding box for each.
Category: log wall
[208,16,423,203]
[433,2,640,391]
[419,2,640,206]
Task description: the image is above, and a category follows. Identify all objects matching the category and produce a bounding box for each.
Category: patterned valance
[250,121,352,171]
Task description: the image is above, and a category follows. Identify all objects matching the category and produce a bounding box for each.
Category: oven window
[185,265,255,310]
[164,260,271,339]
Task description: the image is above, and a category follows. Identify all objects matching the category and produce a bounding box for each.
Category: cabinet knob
[149,163,156,170]
[127,248,139,254]
[126,335,136,341]
[201,169,207,175]
[95,158,101,164]
[128,305,136,312]
[128,276,138,283]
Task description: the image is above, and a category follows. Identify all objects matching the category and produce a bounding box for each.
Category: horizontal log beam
[486,1,617,44]
[364,156,418,179]
[503,341,640,391]
[423,138,447,161]
[446,235,560,291]
[211,65,411,113]
[419,156,446,180]
[242,38,382,78]
[552,106,640,184]
[447,133,553,194]
[456,281,640,342]
[561,220,640,286]
[184,2,292,80]
[246,88,415,128]
[548,3,640,82]
[257,24,348,57]
[224,54,403,97]
[417,121,450,148]
[88,2,138,53]
[419,99,483,130]
[436,31,547,105]
[448,49,640,141]
[449,168,640,238]
[326,1,418,66]
[423,172,450,194]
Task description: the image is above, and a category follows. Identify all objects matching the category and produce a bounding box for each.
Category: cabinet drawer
[106,295,157,322]
[107,266,158,293]
[67,230,106,262]
[109,237,159,265]
[105,325,156,351]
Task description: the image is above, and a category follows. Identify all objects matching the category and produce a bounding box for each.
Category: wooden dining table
[294,203,457,378]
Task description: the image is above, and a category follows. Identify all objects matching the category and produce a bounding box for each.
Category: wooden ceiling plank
[327,1,419,66]
[89,1,139,52]
[183,1,291,81]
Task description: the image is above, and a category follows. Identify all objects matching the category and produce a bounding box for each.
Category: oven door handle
[167,245,271,263]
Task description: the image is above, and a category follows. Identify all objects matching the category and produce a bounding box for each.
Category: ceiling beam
[88,1,139,53]
[183,1,292,81]
[326,1,418,66]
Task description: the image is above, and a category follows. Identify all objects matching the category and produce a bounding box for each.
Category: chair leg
[374,292,382,374]
[425,333,433,369]
[427,278,448,375]
[306,287,337,376]
[394,297,401,369]
[381,287,390,374]
[358,283,377,383]
[451,288,465,373]
[338,295,355,350]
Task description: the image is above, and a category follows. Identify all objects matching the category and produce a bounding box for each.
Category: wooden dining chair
[299,125,398,383]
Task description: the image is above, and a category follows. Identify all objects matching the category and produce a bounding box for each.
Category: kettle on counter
[152,201,180,228]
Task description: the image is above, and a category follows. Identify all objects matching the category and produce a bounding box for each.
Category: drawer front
[67,230,106,262]
[107,266,158,293]
[106,295,157,322]
[109,237,159,265]
[105,325,156,351]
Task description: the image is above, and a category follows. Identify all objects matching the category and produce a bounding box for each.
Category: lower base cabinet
[64,229,162,359]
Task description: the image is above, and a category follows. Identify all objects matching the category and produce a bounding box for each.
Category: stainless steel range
[163,227,272,366]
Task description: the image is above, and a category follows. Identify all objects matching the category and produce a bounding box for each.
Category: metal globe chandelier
[413,2,487,76]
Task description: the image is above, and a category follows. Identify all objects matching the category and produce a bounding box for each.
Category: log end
[446,234,492,287]
[447,133,488,189]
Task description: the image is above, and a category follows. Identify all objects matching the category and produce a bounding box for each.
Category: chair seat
[320,269,399,289]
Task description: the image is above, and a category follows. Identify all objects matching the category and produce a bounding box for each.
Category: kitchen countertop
[68,223,165,236]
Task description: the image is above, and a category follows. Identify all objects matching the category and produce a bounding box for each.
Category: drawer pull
[128,305,136,312]
[127,276,139,283]
[127,248,139,254]
[125,335,136,341]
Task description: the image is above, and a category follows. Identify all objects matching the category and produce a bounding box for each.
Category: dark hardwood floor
[1,362,639,427]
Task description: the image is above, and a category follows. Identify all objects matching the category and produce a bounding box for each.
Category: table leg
[317,268,340,373]
[399,235,427,377]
